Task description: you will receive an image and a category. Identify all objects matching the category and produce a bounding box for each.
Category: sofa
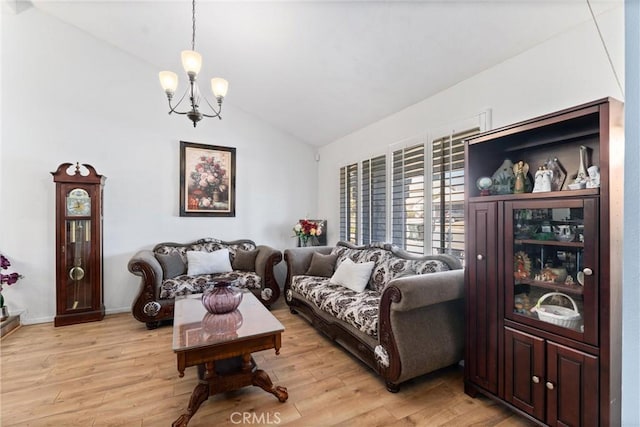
[128,238,282,329]
[284,241,464,392]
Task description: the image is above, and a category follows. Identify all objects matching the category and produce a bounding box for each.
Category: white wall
[318,5,624,245]
[0,7,318,324]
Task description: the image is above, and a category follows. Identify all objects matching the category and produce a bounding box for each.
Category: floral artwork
[180,141,236,217]
[293,219,326,246]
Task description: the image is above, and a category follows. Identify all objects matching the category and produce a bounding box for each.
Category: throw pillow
[232,249,259,272]
[186,249,233,276]
[329,258,375,292]
[155,252,187,279]
[305,252,338,278]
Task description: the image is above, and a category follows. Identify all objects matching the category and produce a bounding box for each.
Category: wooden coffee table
[171,292,287,426]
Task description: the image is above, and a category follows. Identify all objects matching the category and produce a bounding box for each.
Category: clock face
[66,188,91,216]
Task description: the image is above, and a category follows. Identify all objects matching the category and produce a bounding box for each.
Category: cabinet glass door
[505,199,598,345]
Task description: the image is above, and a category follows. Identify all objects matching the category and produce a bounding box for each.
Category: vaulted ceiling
[27,0,622,145]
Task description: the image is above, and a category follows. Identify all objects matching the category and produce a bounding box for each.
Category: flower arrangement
[1,253,23,309]
[293,219,323,245]
[188,155,229,208]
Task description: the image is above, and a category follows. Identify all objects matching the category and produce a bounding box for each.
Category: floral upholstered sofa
[284,241,464,392]
[128,238,282,329]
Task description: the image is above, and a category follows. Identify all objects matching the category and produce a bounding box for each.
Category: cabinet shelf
[469,188,598,203]
[514,239,584,248]
[516,278,584,295]
[502,128,599,152]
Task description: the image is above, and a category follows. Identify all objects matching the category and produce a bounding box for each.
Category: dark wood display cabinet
[52,163,106,327]
[463,98,623,426]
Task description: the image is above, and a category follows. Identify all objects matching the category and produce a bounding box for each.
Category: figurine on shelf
[513,160,529,194]
[540,267,559,282]
[514,251,531,280]
[491,159,515,195]
[546,157,566,191]
[567,145,589,190]
[532,166,553,193]
[476,176,493,196]
[586,165,600,188]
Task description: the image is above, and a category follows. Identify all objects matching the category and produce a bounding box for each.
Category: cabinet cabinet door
[505,199,598,345]
[546,342,598,427]
[504,327,545,420]
[466,202,499,393]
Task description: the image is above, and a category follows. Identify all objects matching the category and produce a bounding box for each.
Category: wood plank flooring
[0,300,533,426]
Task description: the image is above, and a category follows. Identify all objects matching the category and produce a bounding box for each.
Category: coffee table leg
[252,369,288,402]
[172,363,213,427]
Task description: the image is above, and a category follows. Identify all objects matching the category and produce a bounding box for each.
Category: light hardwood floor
[1,300,533,426]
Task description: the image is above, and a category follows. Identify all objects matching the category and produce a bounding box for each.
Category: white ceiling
[27,0,622,146]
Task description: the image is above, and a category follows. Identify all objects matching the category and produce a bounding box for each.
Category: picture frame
[180,141,236,217]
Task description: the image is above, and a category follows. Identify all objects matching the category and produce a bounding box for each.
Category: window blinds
[431,128,479,260]
[392,143,426,254]
[362,155,386,244]
[339,163,358,243]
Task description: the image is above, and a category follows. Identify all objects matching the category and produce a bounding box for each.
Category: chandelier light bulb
[181,50,202,77]
[158,71,179,95]
[211,78,229,99]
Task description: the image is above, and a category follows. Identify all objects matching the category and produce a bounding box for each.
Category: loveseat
[284,241,464,392]
[128,238,282,329]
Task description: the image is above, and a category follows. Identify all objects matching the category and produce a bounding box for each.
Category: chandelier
[158,0,229,127]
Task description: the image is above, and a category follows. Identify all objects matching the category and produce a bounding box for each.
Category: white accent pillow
[329,258,375,292]
[186,249,233,276]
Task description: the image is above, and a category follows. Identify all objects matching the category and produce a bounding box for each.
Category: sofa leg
[386,381,400,393]
[289,307,298,315]
[146,321,160,330]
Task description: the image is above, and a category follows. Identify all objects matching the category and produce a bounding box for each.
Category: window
[361,155,386,244]
[431,128,479,261]
[337,113,486,257]
[392,143,425,254]
[339,163,358,243]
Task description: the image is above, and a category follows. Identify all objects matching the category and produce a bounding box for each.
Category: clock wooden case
[52,163,106,327]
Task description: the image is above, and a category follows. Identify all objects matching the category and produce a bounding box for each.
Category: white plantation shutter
[392,143,425,254]
[339,163,358,243]
[361,155,386,244]
[431,128,479,260]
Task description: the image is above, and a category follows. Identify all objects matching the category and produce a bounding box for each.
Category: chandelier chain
[191,0,196,51]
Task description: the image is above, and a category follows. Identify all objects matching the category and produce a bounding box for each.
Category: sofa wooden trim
[128,238,282,329]
[284,241,464,392]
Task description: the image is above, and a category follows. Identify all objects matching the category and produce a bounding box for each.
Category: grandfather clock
[52,163,105,327]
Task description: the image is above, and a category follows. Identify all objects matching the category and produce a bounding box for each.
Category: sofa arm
[128,250,163,290]
[128,250,172,326]
[377,268,465,387]
[385,269,464,312]
[254,245,283,305]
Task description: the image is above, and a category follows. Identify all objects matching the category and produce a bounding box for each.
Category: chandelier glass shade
[159,0,228,127]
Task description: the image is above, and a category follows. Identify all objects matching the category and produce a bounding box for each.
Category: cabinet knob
[532,375,540,384]
[546,381,555,390]
[583,268,593,276]
[477,254,484,261]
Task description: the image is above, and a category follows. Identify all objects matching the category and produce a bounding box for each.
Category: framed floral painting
[180,141,236,217]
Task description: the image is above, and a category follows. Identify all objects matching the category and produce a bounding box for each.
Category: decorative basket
[534,292,581,329]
